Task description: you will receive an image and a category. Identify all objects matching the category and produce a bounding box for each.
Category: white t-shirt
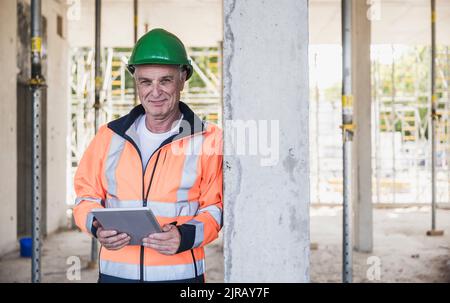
[136,114,183,168]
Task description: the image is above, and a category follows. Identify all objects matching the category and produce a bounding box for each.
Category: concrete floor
[1,207,449,283]
[311,207,450,282]
[0,229,224,283]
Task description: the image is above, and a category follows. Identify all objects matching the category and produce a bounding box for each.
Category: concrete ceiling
[68,0,450,47]
[68,0,222,47]
[310,0,450,44]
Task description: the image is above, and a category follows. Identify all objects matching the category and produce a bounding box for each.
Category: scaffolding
[310,44,450,206]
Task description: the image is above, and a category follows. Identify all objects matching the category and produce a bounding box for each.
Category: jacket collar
[107,101,205,142]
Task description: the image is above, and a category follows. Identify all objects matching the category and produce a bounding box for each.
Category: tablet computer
[91,207,162,245]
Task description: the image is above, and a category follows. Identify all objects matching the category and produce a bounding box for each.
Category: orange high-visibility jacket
[73,102,223,283]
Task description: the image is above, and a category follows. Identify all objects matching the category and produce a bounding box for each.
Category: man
[73,28,223,283]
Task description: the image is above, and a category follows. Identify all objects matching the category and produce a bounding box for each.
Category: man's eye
[140,81,151,85]
[161,79,171,85]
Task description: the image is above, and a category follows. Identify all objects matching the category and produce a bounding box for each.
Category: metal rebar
[391,45,397,204]
[446,46,450,210]
[133,0,139,106]
[431,0,437,231]
[31,88,42,283]
[314,52,321,204]
[89,0,102,267]
[341,0,353,283]
[374,53,381,205]
[218,40,224,128]
[30,0,45,283]
[426,0,444,236]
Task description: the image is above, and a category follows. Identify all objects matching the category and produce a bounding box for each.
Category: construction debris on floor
[0,208,448,283]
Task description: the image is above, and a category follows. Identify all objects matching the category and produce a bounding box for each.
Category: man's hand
[142,224,180,255]
[93,220,130,250]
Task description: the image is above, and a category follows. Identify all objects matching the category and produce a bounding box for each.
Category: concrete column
[223,0,310,282]
[42,0,69,234]
[352,0,373,252]
[0,0,18,256]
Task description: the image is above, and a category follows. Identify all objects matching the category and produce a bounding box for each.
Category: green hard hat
[127,28,193,80]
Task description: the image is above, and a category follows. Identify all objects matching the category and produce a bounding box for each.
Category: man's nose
[151,83,162,97]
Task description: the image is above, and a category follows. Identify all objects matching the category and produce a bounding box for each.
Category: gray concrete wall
[0,0,18,256]
[0,0,69,255]
[352,0,373,253]
[223,0,310,282]
[42,0,69,235]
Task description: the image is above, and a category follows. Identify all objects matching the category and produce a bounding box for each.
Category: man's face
[134,64,186,120]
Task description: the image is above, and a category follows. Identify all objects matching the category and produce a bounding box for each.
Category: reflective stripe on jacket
[73,101,223,282]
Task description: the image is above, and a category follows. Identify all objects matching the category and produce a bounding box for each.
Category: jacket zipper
[121,135,146,283]
[139,149,161,282]
[190,249,198,280]
[121,132,157,283]
[124,130,205,282]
